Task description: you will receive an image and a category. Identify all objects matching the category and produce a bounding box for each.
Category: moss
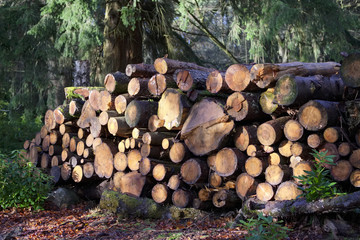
[169,206,207,220]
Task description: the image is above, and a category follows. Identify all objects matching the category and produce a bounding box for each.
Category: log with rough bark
[235,173,258,200]
[127,77,150,97]
[340,52,360,88]
[180,158,209,184]
[206,70,230,93]
[125,100,158,128]
[142,131,177,146]
[104,71,130,94]
[250,61,340,89]
[241,190,360,218]
[126,63,157,78]
[225,64,256,92]
[257,116,291,146]
[213,148,246,177]
[147,74,177,96]
[50,166,61,183]
[107,116,133,137]
[157,88,192,130]
[59,122,78,135]
[154,57,212,75]
[94,143,114,179]
[298,100,340,131]
[226,92,268,122]
[181,98,234,156]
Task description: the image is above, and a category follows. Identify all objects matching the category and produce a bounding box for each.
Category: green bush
[239,212,290,240]
[0,150,53,210]
[295,149,345,202]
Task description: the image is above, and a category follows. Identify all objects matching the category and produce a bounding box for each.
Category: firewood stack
[23,52,360,210]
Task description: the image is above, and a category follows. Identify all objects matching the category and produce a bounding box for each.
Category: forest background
[0,0,359,153]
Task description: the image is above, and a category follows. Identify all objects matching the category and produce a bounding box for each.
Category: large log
[157,88,192,130]
[234,125,259,151]
[44,110,57,131]
[298,100,340,131]
[119,171,146,197]
[265,165,291,186]
[147,74,177,96]
[154,57,211,75]
[114,94,131,114]
[125,100,158,128]
[107,116,133,137]
[104,71,130,94]
[225,64,256,92]
[173,69,209,92]
[274,181,303,201]
[206,70,230,93]
[77,100,96,129]
[127,77,150,97]
[226,92,268,122]
[250,61,340,89]
[180,158,209,184]
[94,143,114,179]
[241,190,360,218]
[213,148,246,177]
[340,52,360,88]
[125,63,157,78]
[235,173,258,200]
[257,116,291,146]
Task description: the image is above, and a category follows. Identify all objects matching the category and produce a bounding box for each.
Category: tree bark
[125,100,158,128]
[340,52,360,88]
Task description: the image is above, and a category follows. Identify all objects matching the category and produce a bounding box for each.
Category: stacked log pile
[23,53,360,210]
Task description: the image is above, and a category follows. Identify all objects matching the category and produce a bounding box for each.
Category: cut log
[72,165,83,183]
[88,89,101,111]
[256,182,274,202]
[76,141,85,156]
[331,160,353,182]
[340,52,360,88]
[174,69,209,92]
[338,142,352,157]
[274,181,303,201]
[87,117,106,138]
[99,110,118,126]
[61,148,74,162]
[113,172,126,191]
[278,140,293,157]
[125,100,158,128]
[265,165,291,186]
[69,137,80,153]
[152,183,170,204]
[139,157,152,176]
[148,74,177,96]
[64,86,104,100]
[77,100,96,129]
[119,171,146,197]
[318,143,340,168]
[225,64,256,92]
[35,132,42,146]
[107,117,133,137]
[40,125,48,139]
[126,63,157,78]
[114,94,131,114]
[48,144,62,156]
[83,148,94,159]
[83,162,95,178]
[246,144,268,157]
[169,142,191,163]
[198,188,212,202]
[85,134,94,147]
[94,143,114,178]
[349,149,360,169]
[291,142,311,159]
[257,116,291,146]
[61,162,72,181]
[167,174,181,191]
[59,122,78,135]
[104,71,130,94]
[128,77,150,97]
[267,152,286,165]
[242,189,360,218]
[148,114,165,132]
[235,173,258,200]
[154,57,211,75]
[41,135,50,152]
[212,189,240,208]
[307,133,324,148]
[69,99,84,117]
[284,119,304,142]
[113,152,127,172]
[142,132,177,146]
[214,148,246,177]
[69,155,81,168]
[49,131,61,145]
[140,144,162,159]
[44,109,57,131]
[350,169,360,187]
[323,127,341,143]
[51,155,60,167]
[298,100,340,131]
[152,163,171,182]
[172,189,192,208]
[158,88,191,130]
[180,158,209,184]
[209,172,222,188]
[259,88,279,115]
[40,153,50,169]
[226,92,267,122]
[245,156,268,178]
[62,133,76,149]
[234,125,259,151]
[99,90,115,112]
[274,75,345,106]
[127,149,142,171]
[54,104,74,125]
[50,166,61,183]
[206,70,230,93]
[250,61,340,89]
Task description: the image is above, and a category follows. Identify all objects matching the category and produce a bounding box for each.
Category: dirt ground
[0,200,358,240]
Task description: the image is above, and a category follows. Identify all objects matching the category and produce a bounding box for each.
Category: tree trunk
[125,100,158,128]
[225,64,256,92]
[99,90,115,112]
[173,69,210,92]
[338,142,352,157]
[250,61,340,89]
[298,100,340,131]
[206,70,230,93]
[113,152,127,172]
[257,116,291,146]
[148,74,177,96]
[107,116,133,137]
[340,52,360,88]
[226,92,268,122]
[48,144,62,156]
[349,149,360,169]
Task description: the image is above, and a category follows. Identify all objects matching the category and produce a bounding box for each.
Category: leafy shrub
[295,149,345,202]
[239,212,290,240]
[0,150,53,210]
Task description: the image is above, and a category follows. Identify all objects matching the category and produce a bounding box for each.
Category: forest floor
[0,199,358,240]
